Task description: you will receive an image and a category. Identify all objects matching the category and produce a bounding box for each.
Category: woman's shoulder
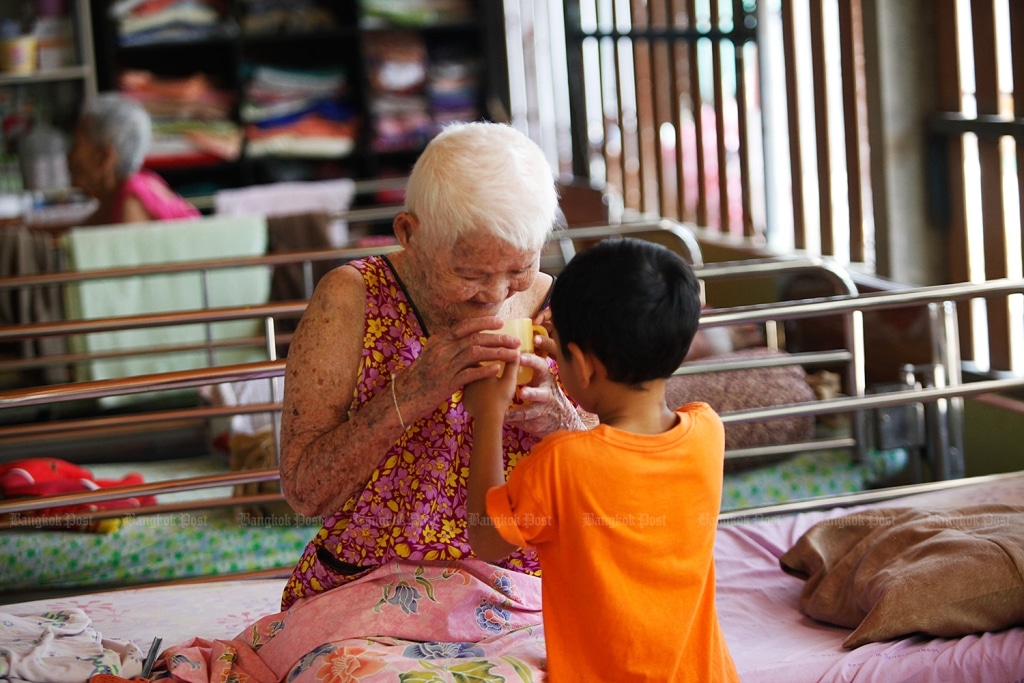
[119,170,200,221]
[312,260,369,302]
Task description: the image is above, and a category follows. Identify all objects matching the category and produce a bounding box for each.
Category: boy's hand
[463,356,521,420]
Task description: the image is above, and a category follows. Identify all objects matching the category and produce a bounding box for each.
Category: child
[463,237,739,682]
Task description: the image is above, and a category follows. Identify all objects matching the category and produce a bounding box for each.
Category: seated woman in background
[67,92,200,225]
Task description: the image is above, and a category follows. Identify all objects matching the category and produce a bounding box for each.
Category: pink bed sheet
[718,471,1024,682]
[5,473,1024,682]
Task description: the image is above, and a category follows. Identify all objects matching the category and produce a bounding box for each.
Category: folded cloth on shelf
[0,608,144,682]
[780,504,1024,648]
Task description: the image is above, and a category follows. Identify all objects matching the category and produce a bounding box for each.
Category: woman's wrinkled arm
[279,266,399,518]
[280,267,525,518]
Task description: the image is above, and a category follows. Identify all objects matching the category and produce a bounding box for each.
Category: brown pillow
[780,505,1024,648]
[668,346,816,458]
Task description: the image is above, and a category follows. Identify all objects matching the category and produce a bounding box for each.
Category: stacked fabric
[365,31,433,152]
[360,0,475,27]
[110,0,229,46]
[239,0,338,36]
[118,69,241,165]
[242,64,356,158]
[427,51,481,127]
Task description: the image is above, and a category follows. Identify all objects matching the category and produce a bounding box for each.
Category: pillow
[668,346,816,460]
[779,505,1024,648]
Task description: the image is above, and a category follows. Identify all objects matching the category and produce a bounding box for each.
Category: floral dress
[281,256,543,609]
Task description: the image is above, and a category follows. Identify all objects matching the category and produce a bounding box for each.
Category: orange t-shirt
[486,402,739,682]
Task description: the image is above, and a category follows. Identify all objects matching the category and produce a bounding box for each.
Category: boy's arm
[463,358,521,562]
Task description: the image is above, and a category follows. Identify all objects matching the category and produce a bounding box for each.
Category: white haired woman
[278,121,588,608]
[67,92,199,225]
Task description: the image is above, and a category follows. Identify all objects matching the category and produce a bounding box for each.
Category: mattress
[716,470,1024,682]
[3,472,1021,682]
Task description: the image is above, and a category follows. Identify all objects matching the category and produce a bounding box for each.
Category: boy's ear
[567,342,599,387]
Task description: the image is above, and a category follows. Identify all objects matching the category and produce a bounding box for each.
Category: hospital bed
[1,220,1022,681]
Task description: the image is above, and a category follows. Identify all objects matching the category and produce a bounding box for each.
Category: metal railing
[5,275,1020,522]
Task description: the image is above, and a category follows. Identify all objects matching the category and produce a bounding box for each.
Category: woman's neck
[387,251,453,332]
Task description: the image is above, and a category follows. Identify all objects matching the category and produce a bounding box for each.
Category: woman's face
[67,121,114,198]
[419,230,542,326]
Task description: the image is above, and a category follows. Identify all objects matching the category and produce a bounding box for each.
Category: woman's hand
[396,315,523,423]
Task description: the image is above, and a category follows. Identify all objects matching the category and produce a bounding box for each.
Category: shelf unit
[0,0,97,113]
[0,0,97,192]
[88,0,506,203]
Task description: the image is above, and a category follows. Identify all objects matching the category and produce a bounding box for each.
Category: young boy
[463,237,739,682]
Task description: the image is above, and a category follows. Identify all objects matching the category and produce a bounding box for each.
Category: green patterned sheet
[1,446,907,593]
[721,446,908,510]
[0,509,316,592]
[1,455,318,594]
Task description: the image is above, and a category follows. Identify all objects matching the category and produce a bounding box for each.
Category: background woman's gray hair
[80,93,152,181]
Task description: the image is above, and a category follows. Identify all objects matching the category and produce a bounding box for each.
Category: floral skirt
[151,558,546,682]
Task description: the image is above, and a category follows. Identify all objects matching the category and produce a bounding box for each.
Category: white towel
[0,609,144,683]
[214,178,357,246]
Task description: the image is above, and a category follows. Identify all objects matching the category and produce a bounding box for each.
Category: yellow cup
[484,318,549,384]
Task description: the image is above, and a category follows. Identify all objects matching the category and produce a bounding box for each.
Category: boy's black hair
[550,237,702,387]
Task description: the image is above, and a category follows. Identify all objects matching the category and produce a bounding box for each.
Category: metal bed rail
[0,221,704,380]
[4,277,1023,528]
[2,252,877,465]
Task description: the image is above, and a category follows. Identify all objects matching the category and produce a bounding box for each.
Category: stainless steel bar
[0,401,280,439]
[699,277,1024,327]
[0,360,285,409]
[0,221,695,292]
[0,493,292,530]
[717,375,1024,425]
[725,436,857,463]
[0,302,308,342]
[718,471,1024,522]
[0,245,402,291]
[0,333,292,372]
[694,255,858,295]
[0,468,282,515]
[675,349,851,375]
[561,220,706,267]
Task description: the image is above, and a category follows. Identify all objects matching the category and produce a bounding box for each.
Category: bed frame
[2,218,1016,519]
[2,219,1023,680]
[0,220,1020,546]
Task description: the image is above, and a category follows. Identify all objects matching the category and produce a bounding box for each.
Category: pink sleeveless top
[112,170,200,223]
[281,256,543,608]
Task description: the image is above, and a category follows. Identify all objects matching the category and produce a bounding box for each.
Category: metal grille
[504,0,1024,375]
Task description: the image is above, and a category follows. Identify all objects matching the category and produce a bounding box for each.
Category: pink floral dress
[281,256,544,609]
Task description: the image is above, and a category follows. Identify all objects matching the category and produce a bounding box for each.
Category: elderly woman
[67,92,200,225]
[278,121,588,608]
